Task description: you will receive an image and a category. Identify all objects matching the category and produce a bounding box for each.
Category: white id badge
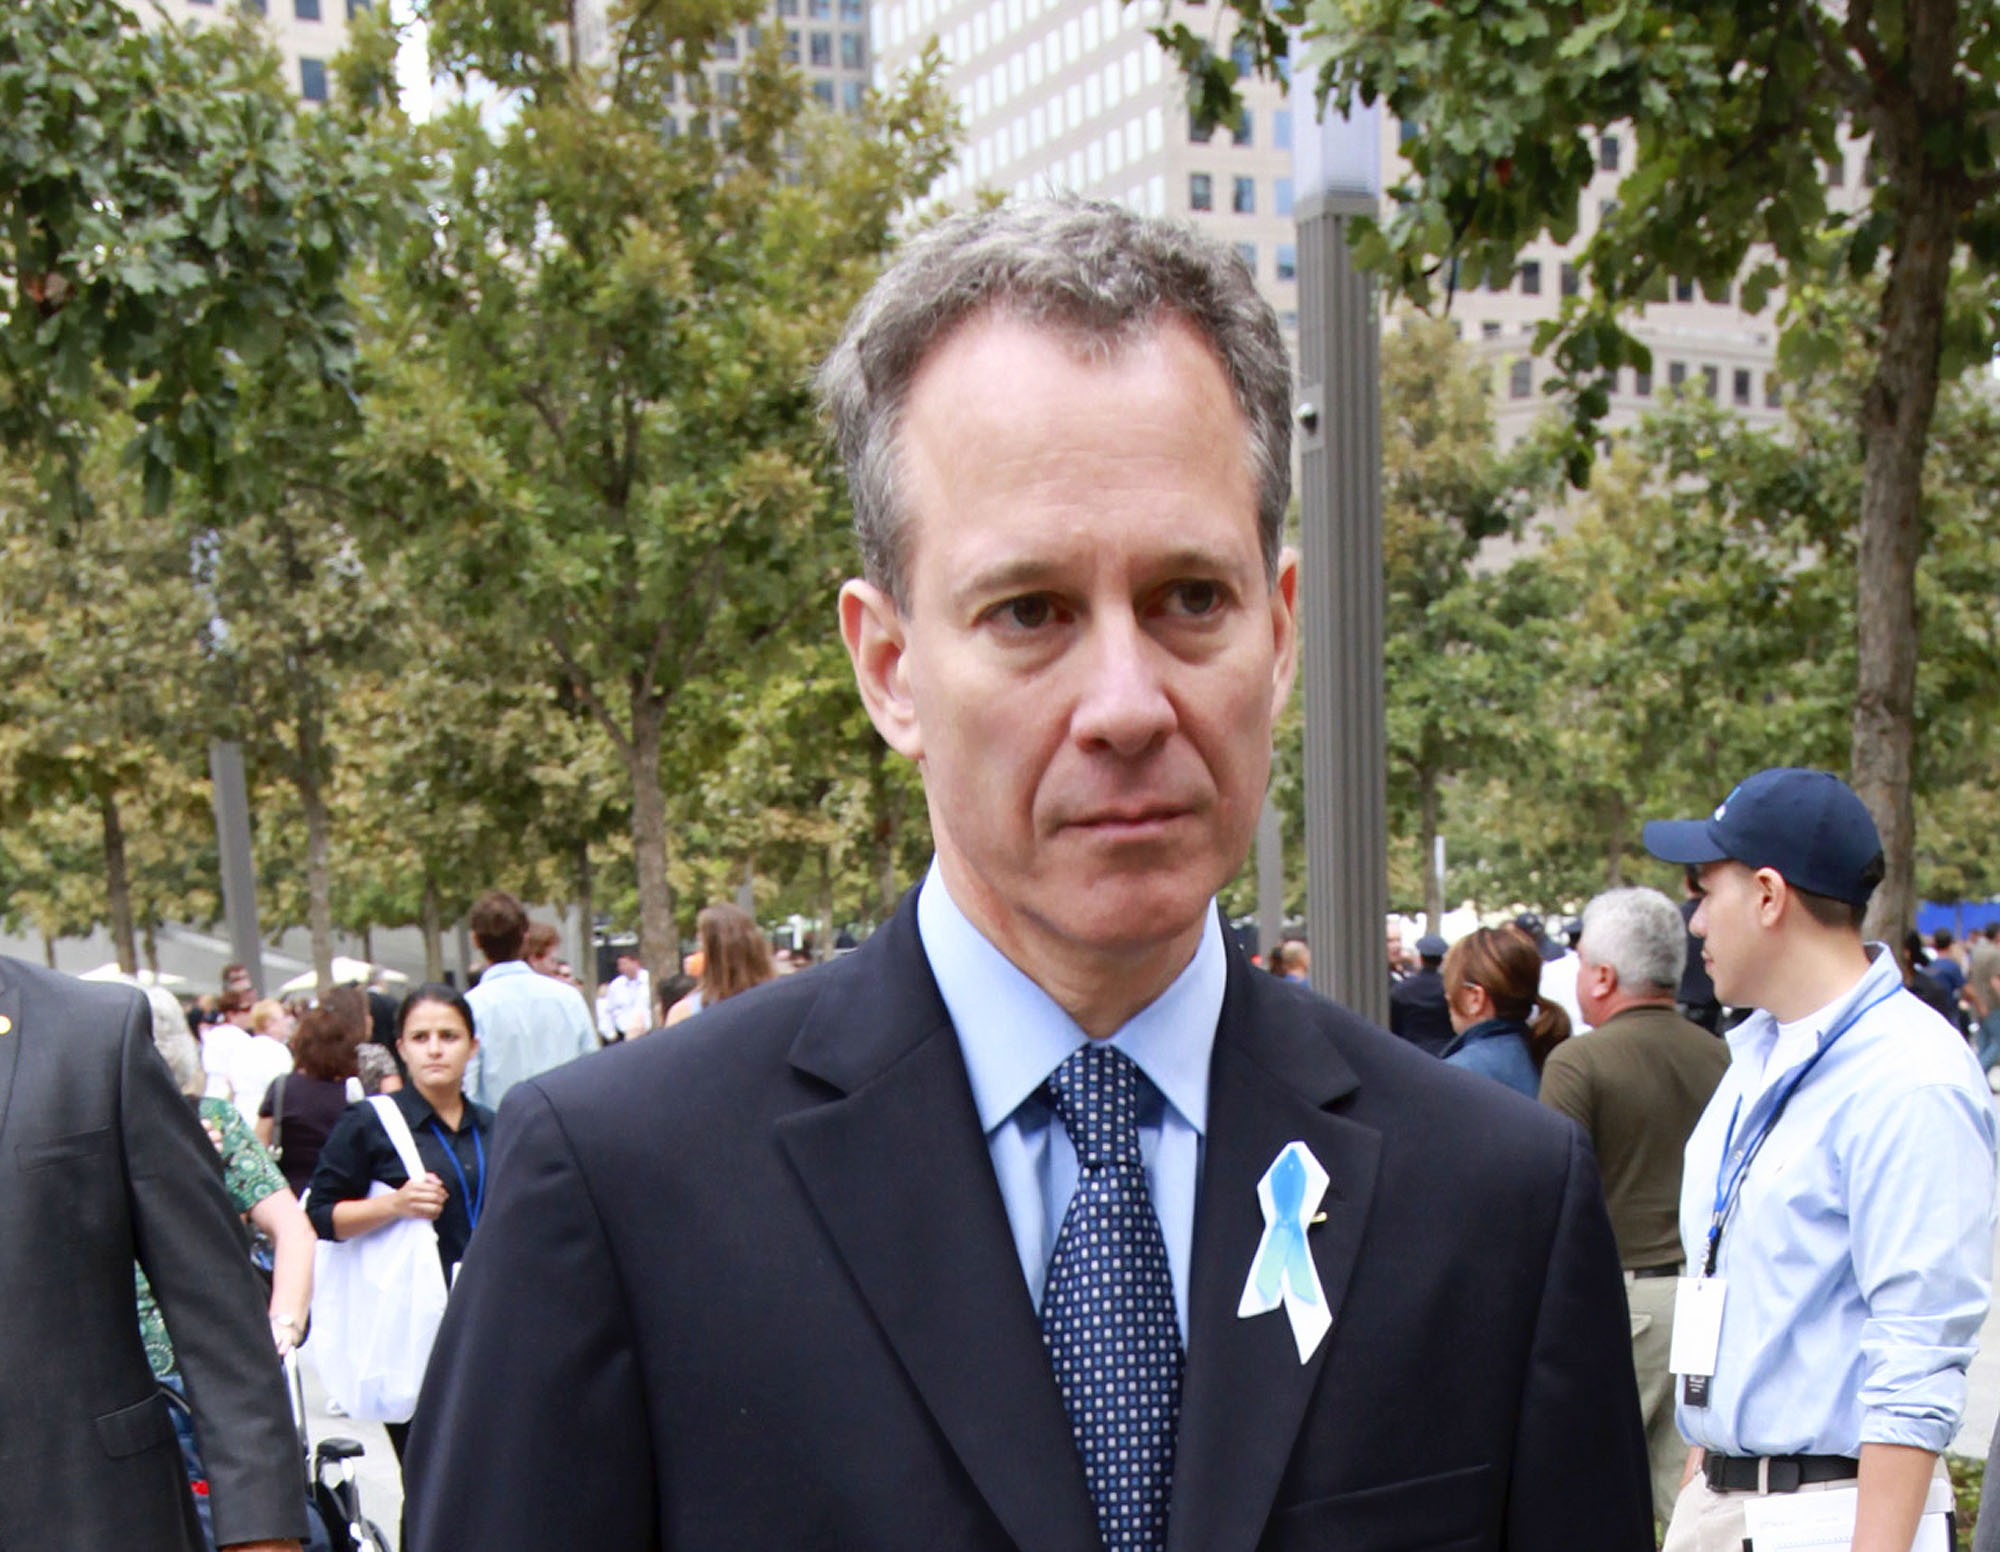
[1670,1276,1725,1406]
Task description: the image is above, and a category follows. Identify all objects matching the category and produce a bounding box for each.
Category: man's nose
[1071,613,1176,756]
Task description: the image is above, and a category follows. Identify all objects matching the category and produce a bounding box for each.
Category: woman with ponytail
[1439,925,1572,1097]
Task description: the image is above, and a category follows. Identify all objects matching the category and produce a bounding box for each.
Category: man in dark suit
[1389,932,1457,1057]
[0,956,307,1550]
[405,200,1651,1551]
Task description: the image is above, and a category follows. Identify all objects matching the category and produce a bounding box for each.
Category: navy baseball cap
[1415,933,1448,959]
[1642,768,1883,906]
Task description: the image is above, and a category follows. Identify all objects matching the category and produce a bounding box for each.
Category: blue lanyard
[428,1118,486,1233]
[1703,983,1899,1275]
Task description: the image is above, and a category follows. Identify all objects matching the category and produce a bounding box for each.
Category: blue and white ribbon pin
[1236,1139,1332,1363]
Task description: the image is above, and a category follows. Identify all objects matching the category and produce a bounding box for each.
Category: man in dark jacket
[1389,933,1456,1056]
[0,956,307,1551]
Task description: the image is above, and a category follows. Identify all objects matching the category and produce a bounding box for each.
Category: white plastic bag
[303,1097,449,1424]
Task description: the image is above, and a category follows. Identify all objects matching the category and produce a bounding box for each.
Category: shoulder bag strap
[368,1094,430,1182]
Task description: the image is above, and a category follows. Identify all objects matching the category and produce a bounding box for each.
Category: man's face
[842,312,1298,972]
[1386,927,1405,970]
[527,946,562,976]
[616,954,640,981]
[1688,860,1772,1008]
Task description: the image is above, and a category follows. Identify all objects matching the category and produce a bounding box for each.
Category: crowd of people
[7,199,2000,1552]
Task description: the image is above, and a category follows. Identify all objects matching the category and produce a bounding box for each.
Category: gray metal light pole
[1256,792,1285,960]
[1293,89,1389,1025]
[208,740,265,995]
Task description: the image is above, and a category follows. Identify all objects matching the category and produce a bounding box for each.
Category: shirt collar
[1725,941,1901,1070]
[916,860,1221,1138]
[479,960,532,982]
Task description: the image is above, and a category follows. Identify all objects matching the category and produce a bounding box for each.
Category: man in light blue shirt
[1645,769,1996,1552]
[462,890,599,1110]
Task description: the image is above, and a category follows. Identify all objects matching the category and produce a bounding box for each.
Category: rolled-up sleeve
[1850,1081,1998,1450]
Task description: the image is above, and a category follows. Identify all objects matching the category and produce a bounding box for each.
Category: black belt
[1628,1261,1682,1280]
[1704,1453,1860,1494]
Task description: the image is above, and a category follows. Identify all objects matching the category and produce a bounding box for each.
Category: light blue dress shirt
[1676,945,1998,1456]
[464,960,601,1110]
[917,864,1224,1343]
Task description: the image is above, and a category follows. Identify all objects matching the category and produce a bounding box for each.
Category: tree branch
[546,613,633,757]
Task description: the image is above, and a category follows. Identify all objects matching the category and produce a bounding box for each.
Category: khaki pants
[1662,1456,1949,1552]
[1625,1270,1682,1525]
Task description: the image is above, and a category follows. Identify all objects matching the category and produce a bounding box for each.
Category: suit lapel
[1167,960,1382,1552]
[0,965,22,1152]
[777,897,1101,1552]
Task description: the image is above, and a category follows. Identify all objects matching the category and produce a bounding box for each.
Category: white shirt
[598,969,653,1040]
[231,1035,295,1130]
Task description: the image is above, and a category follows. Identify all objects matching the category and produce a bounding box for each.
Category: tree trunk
[142,917,159,977]
[818,846,835,963]
[42,930,56,969]
[298,764,336,993]
[626,699,678,988]
[575,839,597,1006]
[99,788,138,975]
[421,876,445,983]
[1418,765,1443,930]
[361,925,373,967]
[1853,177,1956,941]
[1604,789,1626,887]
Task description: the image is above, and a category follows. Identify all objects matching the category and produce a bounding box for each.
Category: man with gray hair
[1539,886,1731,1529]
[409,199,1650,1551]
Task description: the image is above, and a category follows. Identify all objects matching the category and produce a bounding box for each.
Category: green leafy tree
[1183,0,2000,934]
[1,0,393,514]
[354,2,955,982]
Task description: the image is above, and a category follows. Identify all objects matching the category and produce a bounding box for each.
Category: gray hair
[1578,887,1687,995]
[817,198,1293,607]
[144,985,206,1098]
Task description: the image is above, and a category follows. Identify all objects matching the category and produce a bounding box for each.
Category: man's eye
[1168,580,1223,616]
[1002,596,1054,629]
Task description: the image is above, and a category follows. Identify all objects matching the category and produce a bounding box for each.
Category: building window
[842,78,865,112]
[1733,368,1752,406]
[1634,367,1652,397]
[1232,176,1255,213]
[810,0,832,16]
[718,71,740,100]
[1668,361,1686,392]
[1702,365,1720,399]
[1189,172,1213,211]
[1520,260,1542,295]
[841,30,865,67]
[299,57,328,100]
[295,0,319,18]
[1674,277,1694,302]
[810,30,832,64]
[1235,242,1257,274]
[1509,358,1532,398]
[1481,320,1501,339]
[1599,134,1618,172]
[778,0,799,14]
[1273,176,1292,216]
[1232,109,1251,146]
[1560,262,1579,298]
[715,30,738,57]
[1188,108,1213,143]
[1230,37,1253,73]
[841,0,864,18]
[1275,243,1296,281]
[811,78,834,105]
[783,28,800,61]
[1399,117,1419,146]
[343,0,369,15]
[1273,109,1291,150]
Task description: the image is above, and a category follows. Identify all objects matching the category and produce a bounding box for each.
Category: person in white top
[230,999,297,1130]
[596,951,652,1043]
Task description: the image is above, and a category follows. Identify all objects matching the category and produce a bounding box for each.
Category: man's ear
[1269,546,1301,718]
[1754,867,1789,928]
[840,579,923,760]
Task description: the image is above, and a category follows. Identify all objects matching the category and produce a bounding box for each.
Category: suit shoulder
[523,961,833,1123]
[0,956,146,1045]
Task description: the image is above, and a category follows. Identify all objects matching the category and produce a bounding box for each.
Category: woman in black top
[305,984,493,1461]
[257,1004,357,1195]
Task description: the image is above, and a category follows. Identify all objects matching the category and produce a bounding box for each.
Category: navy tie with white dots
[1040,1042,1184,1552]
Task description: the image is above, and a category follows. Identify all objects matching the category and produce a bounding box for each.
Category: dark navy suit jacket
[405,892,1651,1551]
